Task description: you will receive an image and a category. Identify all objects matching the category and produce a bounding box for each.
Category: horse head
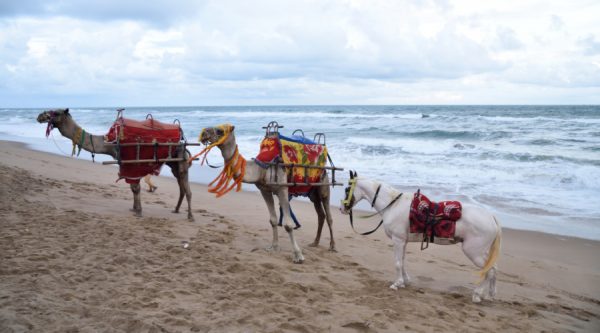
[340,170,360,214]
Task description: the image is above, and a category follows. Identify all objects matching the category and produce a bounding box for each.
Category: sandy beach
[1,140,599,332]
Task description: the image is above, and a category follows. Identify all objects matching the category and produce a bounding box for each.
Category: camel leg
[181,169,194,221]
[169,164,185,213]
[308,192,325,248]
[260,189,279,252]
[390,235,407,290]
[277,188,304,264]
[322,193,336,252]
[130,183,142,217]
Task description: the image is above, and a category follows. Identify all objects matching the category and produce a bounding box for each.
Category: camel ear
[231,125,235,131]
[64,108,69,114]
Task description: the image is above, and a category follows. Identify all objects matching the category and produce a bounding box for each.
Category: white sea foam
[1,106,599,240]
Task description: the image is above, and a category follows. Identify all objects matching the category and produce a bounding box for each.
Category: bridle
[342,171,403,236]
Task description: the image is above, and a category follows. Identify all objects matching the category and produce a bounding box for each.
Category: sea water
[1,105,598,240]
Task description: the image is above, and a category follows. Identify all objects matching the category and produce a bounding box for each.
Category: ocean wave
[175,110,430,120]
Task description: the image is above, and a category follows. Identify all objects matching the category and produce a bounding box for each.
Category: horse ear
[352,171,357,178]
[349,170,353,179]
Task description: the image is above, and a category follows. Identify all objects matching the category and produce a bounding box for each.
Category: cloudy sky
[1,0,599,107]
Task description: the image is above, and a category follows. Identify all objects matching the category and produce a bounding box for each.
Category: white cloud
[0,0,599,107]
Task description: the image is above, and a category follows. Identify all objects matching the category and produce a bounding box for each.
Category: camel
[37,108,194,221]
[198,124,336,263]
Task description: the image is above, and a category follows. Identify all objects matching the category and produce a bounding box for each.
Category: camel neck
[57,116,116,158]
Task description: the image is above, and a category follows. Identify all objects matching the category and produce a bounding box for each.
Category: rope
[188,124,245,197]
[207,146,246,197]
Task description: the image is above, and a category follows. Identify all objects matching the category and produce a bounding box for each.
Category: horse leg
[308,192,325,248]
[461,240,490,303]
[487,266,497,298]
[322,193,336,252]
[401,239,410,285]
[277,189,304,264]
[260,189,279,252]
[390,236,407,289]
[130,183,142,217]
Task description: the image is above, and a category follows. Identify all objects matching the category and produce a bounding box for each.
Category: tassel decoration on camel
[189,124,246,197]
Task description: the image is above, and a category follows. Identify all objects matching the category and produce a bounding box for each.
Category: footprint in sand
[417,275,435,282]
[341,321,376,333]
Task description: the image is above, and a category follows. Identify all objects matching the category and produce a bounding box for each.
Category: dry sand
[1,140,599,332]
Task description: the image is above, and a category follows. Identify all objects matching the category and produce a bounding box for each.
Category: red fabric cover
[255,137,280,164]
[105,117,181,184]
[409,191,462,239]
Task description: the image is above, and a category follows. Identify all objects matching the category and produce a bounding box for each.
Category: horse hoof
[293,255,305,264]
[472,294,482,303]
[390,282,405,290]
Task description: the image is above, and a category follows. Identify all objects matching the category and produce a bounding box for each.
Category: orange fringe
[207,146,246,197]
[188,124,245,197]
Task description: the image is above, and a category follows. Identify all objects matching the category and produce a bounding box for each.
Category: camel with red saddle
[340,171,502,303]
[37,109,194,221]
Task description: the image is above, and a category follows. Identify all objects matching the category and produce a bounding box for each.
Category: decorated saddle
[105,116,182,184]
[409,190,462,247]
[255,133,328,195]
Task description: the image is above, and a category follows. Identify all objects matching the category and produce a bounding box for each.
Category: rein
[349,191,403,235]
[343,179,402,235]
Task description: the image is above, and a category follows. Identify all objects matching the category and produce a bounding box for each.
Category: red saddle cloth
[409,191,462,239]
[105,117,182,184]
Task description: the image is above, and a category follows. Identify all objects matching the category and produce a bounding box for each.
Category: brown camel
[37,108,194,221]
[199,125,336,263]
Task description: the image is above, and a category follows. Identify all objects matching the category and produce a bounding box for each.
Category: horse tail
[478,216,502,281]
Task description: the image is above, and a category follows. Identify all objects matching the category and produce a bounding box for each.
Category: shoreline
[3,138,598,242]
[1,139,599,331]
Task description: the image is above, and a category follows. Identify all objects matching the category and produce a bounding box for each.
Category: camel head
[37,108,71,137]
[199,124,235,146]
[37,108,70,124]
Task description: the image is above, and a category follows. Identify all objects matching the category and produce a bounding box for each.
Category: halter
[189,124,246,197]
[342,173,403,236]
[45,111,56,137]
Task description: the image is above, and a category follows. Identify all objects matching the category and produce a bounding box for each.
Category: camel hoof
[172,209,180,214]
[328,247,337,252]
[188,215,195,222]
[129,208,142,217]
[265,245,280,252]
[308,242,318,248]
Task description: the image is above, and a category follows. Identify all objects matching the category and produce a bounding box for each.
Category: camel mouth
[36,113,50,123]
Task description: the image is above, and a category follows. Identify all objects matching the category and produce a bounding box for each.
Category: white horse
[340,172,501,303]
